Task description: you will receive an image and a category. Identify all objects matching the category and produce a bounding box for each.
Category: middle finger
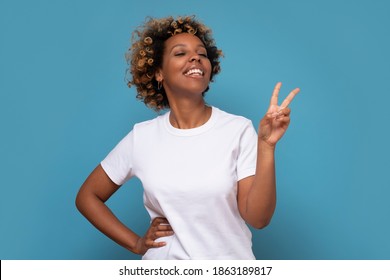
[157,224,173,231]
[280,88,300,108]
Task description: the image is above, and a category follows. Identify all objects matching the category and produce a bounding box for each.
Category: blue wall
[1,0,389,259]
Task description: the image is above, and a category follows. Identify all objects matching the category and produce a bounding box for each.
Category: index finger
[270,82,282,106]
[280,87,300,109]
[152,217,169,225]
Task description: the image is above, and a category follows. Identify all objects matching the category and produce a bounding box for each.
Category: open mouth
[184,68,204,77]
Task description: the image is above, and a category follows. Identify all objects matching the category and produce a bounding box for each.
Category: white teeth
[184,68,203,76]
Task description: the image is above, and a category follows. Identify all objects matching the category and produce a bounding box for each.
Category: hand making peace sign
[258,82,300,147]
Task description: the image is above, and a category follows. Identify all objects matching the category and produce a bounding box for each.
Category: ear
[155,68,163,82]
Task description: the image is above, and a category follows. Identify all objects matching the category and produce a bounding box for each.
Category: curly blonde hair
[126,15,223,111]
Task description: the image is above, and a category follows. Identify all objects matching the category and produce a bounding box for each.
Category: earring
[157,80,162,90]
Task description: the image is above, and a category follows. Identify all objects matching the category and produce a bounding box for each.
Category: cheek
[205,61,212,78]
[162,60,183,76]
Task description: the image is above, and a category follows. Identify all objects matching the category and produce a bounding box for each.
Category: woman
[75,15,299,259]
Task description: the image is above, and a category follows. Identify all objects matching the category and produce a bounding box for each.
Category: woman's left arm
[238,82,299,229]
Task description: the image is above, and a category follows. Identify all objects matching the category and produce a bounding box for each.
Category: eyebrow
[170,43,206,52]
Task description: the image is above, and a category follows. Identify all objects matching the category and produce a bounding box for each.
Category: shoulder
[132,112,167,132]
[213,107,254,129]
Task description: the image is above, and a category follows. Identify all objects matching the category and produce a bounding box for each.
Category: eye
[174,52,185,56]
[199,53,208,58]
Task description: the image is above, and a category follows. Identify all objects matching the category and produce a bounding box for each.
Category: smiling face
[155,33,212,99]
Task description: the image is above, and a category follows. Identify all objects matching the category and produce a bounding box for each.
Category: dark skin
[76,165,173,254]
[76,33,299,256]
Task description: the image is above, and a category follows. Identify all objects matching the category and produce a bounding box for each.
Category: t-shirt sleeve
[100,130,135,186]
[236,120,258,181]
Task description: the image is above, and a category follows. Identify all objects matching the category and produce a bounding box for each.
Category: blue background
[1,0,389,260]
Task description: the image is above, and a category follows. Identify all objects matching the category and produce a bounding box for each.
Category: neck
[168,99,211,129]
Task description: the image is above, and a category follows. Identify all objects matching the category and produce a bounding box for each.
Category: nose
[189,53,201,62]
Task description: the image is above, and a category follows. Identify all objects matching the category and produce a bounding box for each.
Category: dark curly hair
[126,15,223,111]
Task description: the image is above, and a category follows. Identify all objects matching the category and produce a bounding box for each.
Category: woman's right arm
[75,164,174,255]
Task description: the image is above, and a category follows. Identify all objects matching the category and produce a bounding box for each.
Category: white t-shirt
[101,106,258,259]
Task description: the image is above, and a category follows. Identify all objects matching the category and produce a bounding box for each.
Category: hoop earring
[157,80,162,90]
